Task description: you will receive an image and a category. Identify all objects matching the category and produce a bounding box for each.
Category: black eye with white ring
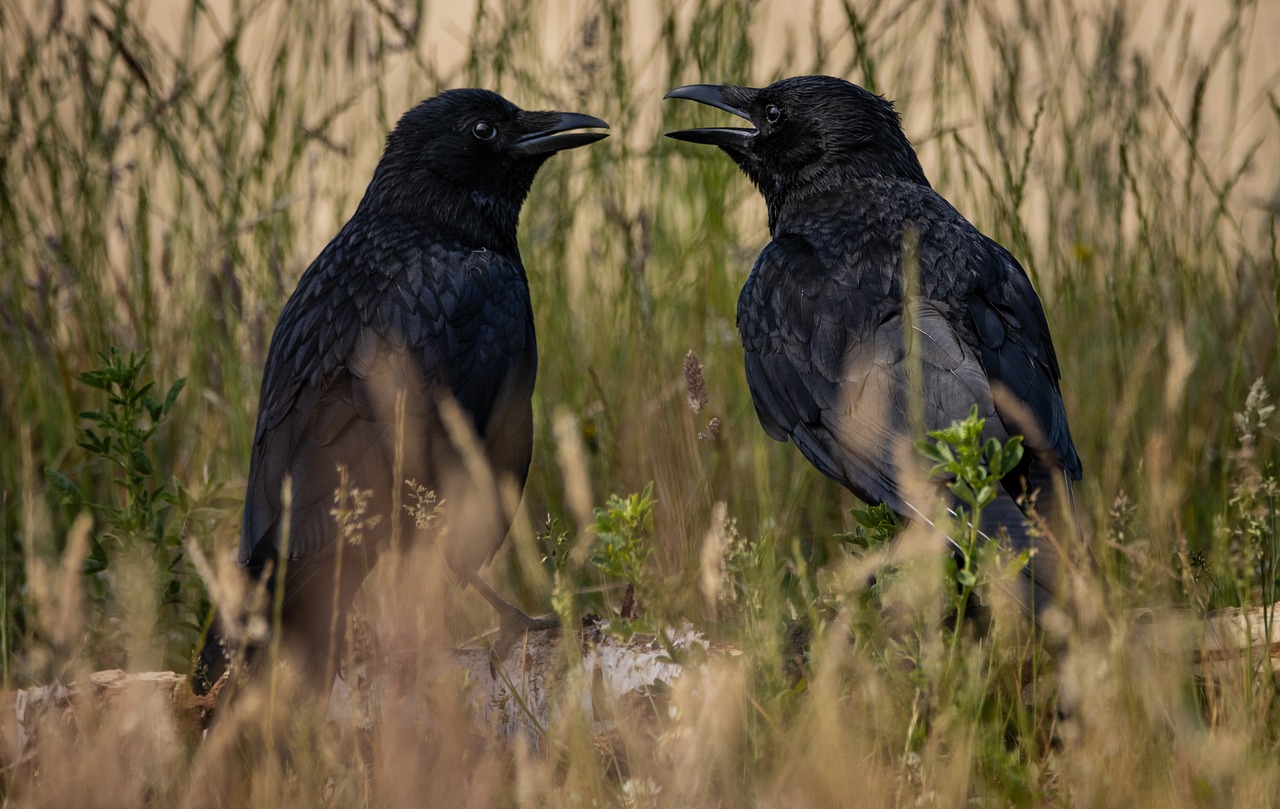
[472,120,497,141]
[765,105,782,124]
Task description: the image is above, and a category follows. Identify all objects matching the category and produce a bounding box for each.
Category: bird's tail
[977,461,1080,617]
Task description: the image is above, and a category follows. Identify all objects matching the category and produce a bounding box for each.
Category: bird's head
[363,89,609,240]
[664,76,928,206]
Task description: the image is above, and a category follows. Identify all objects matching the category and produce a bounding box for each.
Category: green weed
[1,0,1278,805]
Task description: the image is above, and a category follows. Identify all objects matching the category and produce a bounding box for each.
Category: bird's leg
[461,570,559,667]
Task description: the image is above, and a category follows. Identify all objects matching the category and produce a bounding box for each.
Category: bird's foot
[462,570,559,676]
[487,602,559,679]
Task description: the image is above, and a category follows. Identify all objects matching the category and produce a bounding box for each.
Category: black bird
[665,76,1080,613]
[196,90,608,692]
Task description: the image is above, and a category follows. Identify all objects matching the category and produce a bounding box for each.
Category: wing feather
[239,230,535,575]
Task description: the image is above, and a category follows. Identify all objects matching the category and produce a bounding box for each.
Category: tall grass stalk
[1,0,1277,805]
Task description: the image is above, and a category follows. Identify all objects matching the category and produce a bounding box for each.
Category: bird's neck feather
[763,160,931,234]
[357,173,525,254]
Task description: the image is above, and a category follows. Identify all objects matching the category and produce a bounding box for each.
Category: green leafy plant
[919,405,1026,606]
[842,502,901,550]
[590,482,656,628]
[45,347,193,656]
[2,0,1279,803]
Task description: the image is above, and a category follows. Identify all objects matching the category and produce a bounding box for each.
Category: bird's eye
[472,121,497,141]
[765,105,783,124]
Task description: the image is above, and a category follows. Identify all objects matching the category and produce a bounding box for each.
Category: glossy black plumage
[666,76,1080,611]
[196,89,607,692]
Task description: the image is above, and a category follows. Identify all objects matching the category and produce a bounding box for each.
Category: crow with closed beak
[196,89,608,693]
[665,76,1080,615]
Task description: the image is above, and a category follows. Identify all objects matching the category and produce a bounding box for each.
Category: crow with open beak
[666,77,1080,617]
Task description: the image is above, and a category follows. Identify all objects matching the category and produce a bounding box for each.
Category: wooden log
[1199,603,1280,678]
[327,618,718,739]
[0,617,719,765]
[0,603,1274,766]
[0,669,197,769]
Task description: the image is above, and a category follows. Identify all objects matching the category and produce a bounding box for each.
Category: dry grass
[1,0,1278,805]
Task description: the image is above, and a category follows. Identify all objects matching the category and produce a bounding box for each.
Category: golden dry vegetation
[2,0,1279,806]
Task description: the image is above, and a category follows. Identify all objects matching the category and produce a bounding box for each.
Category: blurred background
[1,0,1277,805]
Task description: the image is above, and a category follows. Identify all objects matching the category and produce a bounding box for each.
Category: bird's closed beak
[663,84,758,147]
[515,112,610,157]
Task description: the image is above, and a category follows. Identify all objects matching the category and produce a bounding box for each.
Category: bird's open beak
[515,112,610,157]
[663,84,757,147]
